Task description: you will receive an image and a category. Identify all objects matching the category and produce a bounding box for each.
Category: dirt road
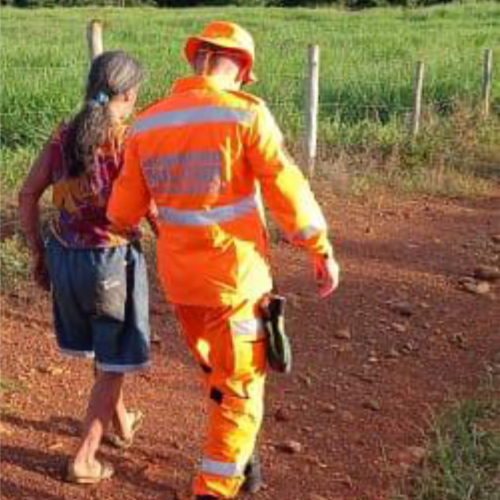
[2,188,499,500]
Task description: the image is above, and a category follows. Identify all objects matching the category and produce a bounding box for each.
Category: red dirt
[1,186,499,500]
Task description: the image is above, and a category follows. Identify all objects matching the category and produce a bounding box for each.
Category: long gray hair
[64,50,145,177]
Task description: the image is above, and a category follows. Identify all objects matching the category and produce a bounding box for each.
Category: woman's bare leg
[111,386,134,441]
[72,371,124,474]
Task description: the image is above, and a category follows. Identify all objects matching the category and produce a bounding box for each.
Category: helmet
[184,21,257,84]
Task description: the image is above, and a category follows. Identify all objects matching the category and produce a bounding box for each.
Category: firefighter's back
[128,76,272,306]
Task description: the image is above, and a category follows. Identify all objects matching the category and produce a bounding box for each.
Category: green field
[1,3,500,189]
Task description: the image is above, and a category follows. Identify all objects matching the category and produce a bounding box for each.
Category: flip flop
[66,459,114,484]
[105,409,144,450]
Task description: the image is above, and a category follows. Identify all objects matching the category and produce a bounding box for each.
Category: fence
[1,14,498,178]
[0,15,493,238]
[87,21,497,177]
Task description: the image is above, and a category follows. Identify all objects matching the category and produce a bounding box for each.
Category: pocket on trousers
[94,265,127,321]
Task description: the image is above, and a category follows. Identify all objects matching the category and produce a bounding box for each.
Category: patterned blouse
[49,122,139,248]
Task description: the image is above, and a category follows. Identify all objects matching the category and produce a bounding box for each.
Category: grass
[1,4,500,196]
[394,379,500,500]
[0,377,26,396]
[0,235,31,292]
[314,103,500,197]
[0,377,27,416]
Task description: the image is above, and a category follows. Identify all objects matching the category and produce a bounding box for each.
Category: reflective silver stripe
[231,318,263,336]
[201,458,243,478]
[132,106,255,135]
[142,151,222,196]
[291,224,325,241]
[158,193,258,227]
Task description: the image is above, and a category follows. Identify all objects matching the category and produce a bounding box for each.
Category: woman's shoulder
[47,121,72,180]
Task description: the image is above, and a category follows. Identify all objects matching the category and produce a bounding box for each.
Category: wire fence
[0,15,500,236]
[1,13,499,173]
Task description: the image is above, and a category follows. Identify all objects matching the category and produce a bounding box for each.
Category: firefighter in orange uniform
[108,21,340,500]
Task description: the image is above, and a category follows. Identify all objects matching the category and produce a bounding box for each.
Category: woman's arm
[18,138,55,289]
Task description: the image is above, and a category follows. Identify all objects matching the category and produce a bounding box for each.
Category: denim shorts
[45,236,150,373]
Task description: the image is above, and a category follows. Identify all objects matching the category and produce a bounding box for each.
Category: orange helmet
[184,21,257,84]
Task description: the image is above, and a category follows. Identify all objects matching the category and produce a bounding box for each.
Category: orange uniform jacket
[108,76,332,306]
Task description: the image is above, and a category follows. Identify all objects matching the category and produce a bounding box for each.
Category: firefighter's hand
[314,255,340,298]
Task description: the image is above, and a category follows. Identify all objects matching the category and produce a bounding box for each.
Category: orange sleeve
[107,135,151,230]
[245,104,333,258]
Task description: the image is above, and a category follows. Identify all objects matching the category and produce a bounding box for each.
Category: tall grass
[394,381,500,500]
[1,3,500,191]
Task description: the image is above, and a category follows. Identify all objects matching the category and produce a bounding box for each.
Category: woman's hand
[32,250,50,291]
[144,202,159,238]
[145,212,159,238]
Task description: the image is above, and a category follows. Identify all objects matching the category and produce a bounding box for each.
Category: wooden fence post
[87,20,104,62]
[482,48,493,118]
[305,45,320,178]
[409,61,425,139]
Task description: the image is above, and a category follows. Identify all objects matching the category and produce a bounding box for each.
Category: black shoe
[195,496,218,500]
[241,452,263,494]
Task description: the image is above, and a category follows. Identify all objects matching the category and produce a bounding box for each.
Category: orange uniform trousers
[174,298,267,499]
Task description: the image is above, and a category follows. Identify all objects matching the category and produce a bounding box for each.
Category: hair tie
[91,91,110,106]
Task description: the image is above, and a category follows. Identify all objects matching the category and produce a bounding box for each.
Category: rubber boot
[241,451,263,494]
